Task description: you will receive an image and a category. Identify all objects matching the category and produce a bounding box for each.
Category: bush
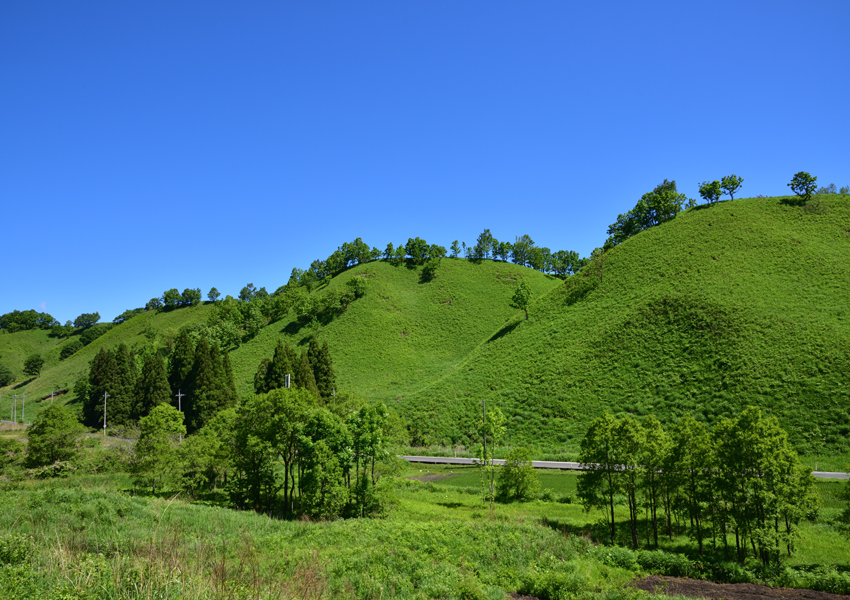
[496,447,540,501]
[80,322,113,346]
[59,339,83,360]
[0,362,14,386]
[519,569,584,600]
[25,404,86,468]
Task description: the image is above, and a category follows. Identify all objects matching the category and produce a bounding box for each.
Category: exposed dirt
[631,576,848,600]
[407,472,458,483]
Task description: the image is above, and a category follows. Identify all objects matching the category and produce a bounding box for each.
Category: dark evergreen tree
[313,341,337,399]
[85,348,115,427]
[188,335,232,432]
[266,340,293,391]
[168,329,195,400]
[307,338,321,375]
[222,350,237,401]
[110,343,138,426]
[135,351,171,419]
[296,350,320,397]
[254,358,271,394]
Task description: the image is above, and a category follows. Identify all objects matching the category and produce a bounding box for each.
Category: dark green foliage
[606,179,695,247]
[162,288,181,309]
[168,329,195,397]
[83,344,137,428]
[186,334,235,433]
[145,297,162,311]
[497,447,540,501]
[73,312,100,329]
[85,348,115,426]
[80,322,112,346]
[253,358,271,394]
[0,309,57,332]
[207,287,220,302]
[133,404,186,493]
[23,354,44,378]
[267,340,294,392]
[135,351,171,419]
[788,171,817,203]
[313,341,337,399]
[0,361,15,386]
[59,339,83,360]
[25,404,85,468]
[721,174,744,199]
[510,280,532,320]
[699,180,722,204]
[181,288,202,306]
[296,350,320,398]
[0,438,24,473]
[112,308,144,324]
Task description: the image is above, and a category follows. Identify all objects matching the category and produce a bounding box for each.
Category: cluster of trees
[698,175,744,204]
[578,407,816,566]
[606,180,696,248]
[146,288,202,311]
[254,338,336,398]
[0,309,59,333]
[130,388,399,519]
[815,183,850,195]
[461,230,585,276]
[80,330,236,433]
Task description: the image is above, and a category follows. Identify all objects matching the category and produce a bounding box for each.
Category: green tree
[510,280,532,320]
[25,404,85,468]
[788,171,817,204]
[161,288,181,309]
[296,350,320,397]
[639,415,672,548]
[606,180,695,247]
[133,404,186,493]
[578,411,621,544]
[168,329,195,398]
[207,287,220,302]
[615,415,645,548]
[510,234,535,266]
[23,354,44,378]
[0,362,15,387]
[476,404,506,509]
[668,415,714,555]
[698,180,722,204]
[85,347,115,427]
[109,343,137,426]
[301,440,348,519]
[720,174,743,199]
[450,240,461,258]
[497,447,539,501]
[73,312,100,328]
[135,351,171,419]
[60,339,83,360]
[181,407,236,494]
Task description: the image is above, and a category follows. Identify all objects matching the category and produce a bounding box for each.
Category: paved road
[402,456,849,480]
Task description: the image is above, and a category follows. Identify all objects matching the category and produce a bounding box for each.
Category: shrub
[496,446,540,501]
[59,339,83,360]
[80,322,113,346]
[0,361,14,386]
[25,404,86,468]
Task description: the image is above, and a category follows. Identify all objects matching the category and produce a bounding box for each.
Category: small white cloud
[39,302,47,311]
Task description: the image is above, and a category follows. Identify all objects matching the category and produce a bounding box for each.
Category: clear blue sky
[2,1,848,324]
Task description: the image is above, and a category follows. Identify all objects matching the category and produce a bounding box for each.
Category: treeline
[578,407,817,567]
[0,309,60,333]
[254,338,336,398]
[79,330,237,433]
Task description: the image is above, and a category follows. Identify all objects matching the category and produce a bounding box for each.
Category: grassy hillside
[401,195,850,453]
[227,259,561,400]
[0,304,213,419]
[4,195,849,456]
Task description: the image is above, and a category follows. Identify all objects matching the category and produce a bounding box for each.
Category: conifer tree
[188,335,232,432]
[168,329,195,399]
[313,341,337,399]
[266,340,293,391]
[296,350,320,397]
[307,338,321,375]
[110,343,138,426]
[254,358,271,394]
[135,351,171,419]
[85,348,115,427]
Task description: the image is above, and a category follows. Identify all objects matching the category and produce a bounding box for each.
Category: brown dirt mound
[631,576,848,600]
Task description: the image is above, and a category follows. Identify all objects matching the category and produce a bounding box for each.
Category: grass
[1,467,848,599]
[3,195,850,462]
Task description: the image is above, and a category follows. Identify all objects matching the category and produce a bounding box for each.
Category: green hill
[3,194,849,456]
[401,195,850,453]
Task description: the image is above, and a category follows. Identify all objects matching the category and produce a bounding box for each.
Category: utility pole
[175,390,185,442]
[12,394,16,422]
[51,389,54,405]
[284,374,290,389]
[103,392,110,437]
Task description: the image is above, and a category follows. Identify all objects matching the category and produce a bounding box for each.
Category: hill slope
[400,195,850,453]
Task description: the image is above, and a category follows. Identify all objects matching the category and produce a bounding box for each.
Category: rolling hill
[2,194,849,455]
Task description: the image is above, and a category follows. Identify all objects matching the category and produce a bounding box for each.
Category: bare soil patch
[631,576,848,600]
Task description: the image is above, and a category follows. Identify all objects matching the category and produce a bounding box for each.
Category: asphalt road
[402,455,850,480]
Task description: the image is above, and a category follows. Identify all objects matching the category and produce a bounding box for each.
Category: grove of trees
[577,408,816,566]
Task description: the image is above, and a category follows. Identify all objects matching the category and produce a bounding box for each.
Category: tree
[60,339,83,360]
[240,283,257,302]
[497,447,539,501]
[510,280,532,320]
[476,404,506,509]
[721,174,744,199]
[815,183,837,195]
[181,288,202,306]
[73,312,100,329]
[80,323,113,346]
[296,350,320,398]
[450,240,461,258]
[840,185,849,195]
[135,351,171,419]
[133,404,186,493]
[606,180,695,247]
[788,171,817,204]
[25,404,85,468]
[510,235,535,266]
[0,362,16,386]
[161,288,181,309]
[301,440,348,519]
[578,411,621,543]
[698,180,722,204]
[146,297,162,311]
[640,415,672,548]
[207,287,221,303]
[168,329,195,398]
[472,229,494,260]
[23,354,44,378]
[313,341,336,399]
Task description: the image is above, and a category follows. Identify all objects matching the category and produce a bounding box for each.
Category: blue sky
[2,1,848,324]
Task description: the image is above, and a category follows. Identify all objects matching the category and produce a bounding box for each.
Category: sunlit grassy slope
[4,195,849,455]
[400,195,850,452]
